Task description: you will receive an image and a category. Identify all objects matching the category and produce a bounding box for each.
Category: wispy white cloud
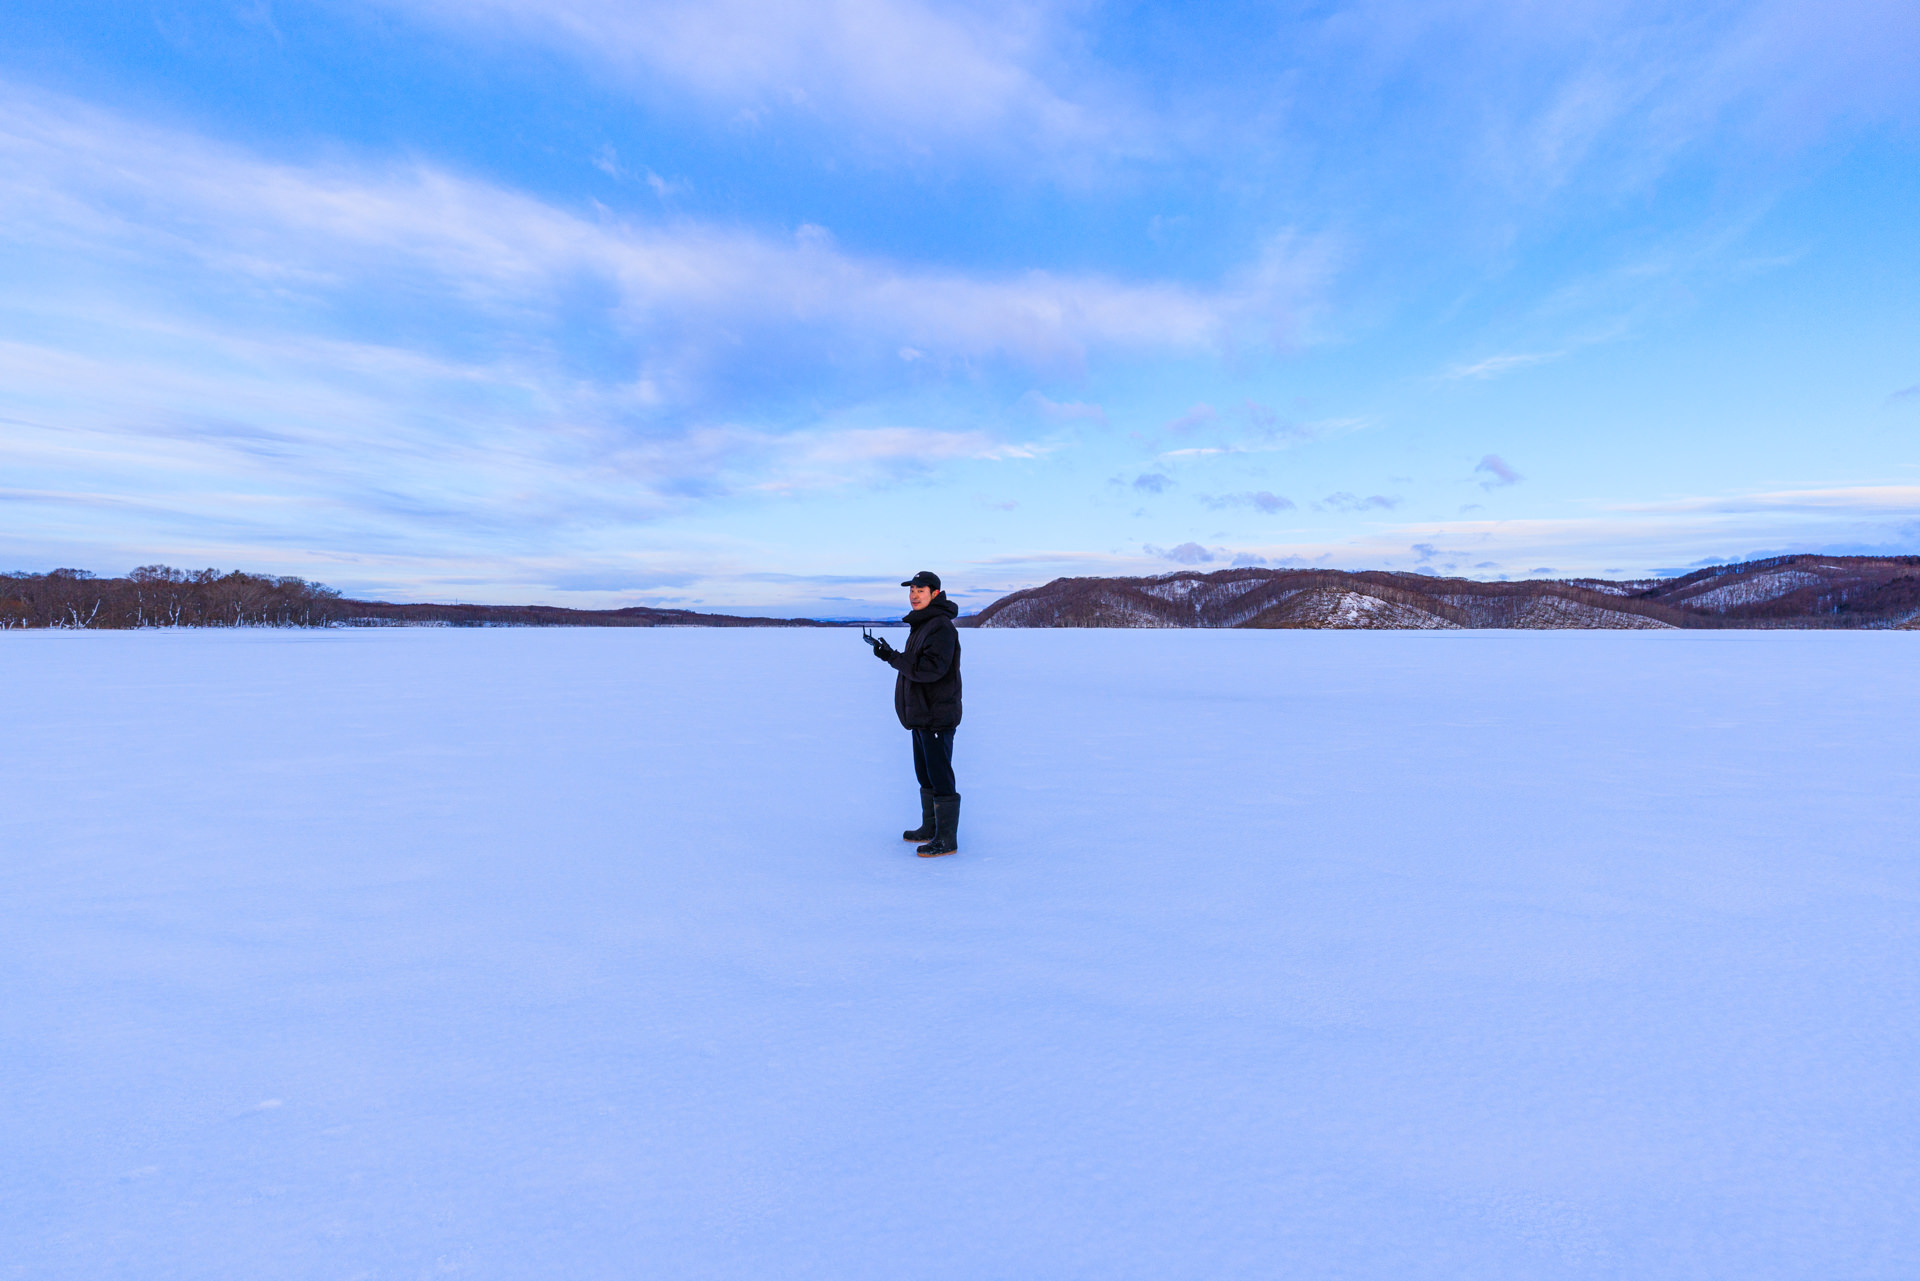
[1149,413,1366,464]
[1206,483,1920,579]
[743,424,1048,493]
[382,0,1920,196]
[0,86,1309,398]
[1696,0,1920,144]
[968,549,1144,569]
[380,0,1138,163]
[1613,485,1920,515]
[592,146,694,200]
[1020,392,1108,423]
[1448,352,1560,380]
[1319,0,1920,204]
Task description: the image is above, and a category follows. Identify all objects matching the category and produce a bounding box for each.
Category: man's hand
[862,629,898,661]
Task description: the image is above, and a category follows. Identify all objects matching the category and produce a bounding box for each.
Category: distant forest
[1,567,347,629]
[0,566,823,629]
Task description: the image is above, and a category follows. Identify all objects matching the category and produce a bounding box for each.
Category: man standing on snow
[868,571,963,857]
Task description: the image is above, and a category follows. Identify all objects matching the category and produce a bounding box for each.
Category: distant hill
[342,600,828,628]
[0,567,828,629]
[967,555,1920,630]
[13,555,1919,631]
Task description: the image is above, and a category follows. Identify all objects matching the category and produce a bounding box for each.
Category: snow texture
[1300,587,1456,629]
[1138,576,1267,609]
[5,628,1919,1279]
[1506,595,1674,629]
[1679,571,1824,611]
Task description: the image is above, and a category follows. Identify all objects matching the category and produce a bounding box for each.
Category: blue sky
[2,0,1917,615]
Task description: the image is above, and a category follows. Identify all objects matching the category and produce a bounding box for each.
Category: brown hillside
[968,556,1920,630]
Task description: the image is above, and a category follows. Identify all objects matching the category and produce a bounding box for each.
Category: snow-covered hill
[6,628,1918,1278]
[971,555,1920,629]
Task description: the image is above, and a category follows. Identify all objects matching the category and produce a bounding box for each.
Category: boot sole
[916,847,958,858]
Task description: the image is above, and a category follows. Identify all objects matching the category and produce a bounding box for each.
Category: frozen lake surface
[4,627,1918,1279]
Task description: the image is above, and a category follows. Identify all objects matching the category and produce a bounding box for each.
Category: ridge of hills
[342,601,828,628]
[966,555,1920,631]
[0,568,829,629]
[9,555,1919,629]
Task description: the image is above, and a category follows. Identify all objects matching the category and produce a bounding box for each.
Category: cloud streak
[0,87,1311,406]
[1613,485,1920,515]
[1448,352,1560,380]
[1209,484,1920,580]
[382,0,1137,163]
[1315,0,1920,207]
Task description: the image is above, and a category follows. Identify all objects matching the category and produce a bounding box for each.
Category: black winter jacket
[890,596,963,729]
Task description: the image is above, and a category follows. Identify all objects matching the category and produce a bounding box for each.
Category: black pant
[911,726,958,795]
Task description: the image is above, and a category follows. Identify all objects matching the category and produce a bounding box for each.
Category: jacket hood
[903,595,960,626]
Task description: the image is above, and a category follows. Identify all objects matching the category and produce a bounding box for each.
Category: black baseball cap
[901,571,942,590]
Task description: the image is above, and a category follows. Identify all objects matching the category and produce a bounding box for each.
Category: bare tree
[0,566,347,628]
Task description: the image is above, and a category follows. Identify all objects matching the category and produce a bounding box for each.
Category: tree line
[0,567,347,629]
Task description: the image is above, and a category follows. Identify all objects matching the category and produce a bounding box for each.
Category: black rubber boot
[916,794,960,857]
[903,787,935,842]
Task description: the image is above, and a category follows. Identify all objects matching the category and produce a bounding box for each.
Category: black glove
[863,629,897,661]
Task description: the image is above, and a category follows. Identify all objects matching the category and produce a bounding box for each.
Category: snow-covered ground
[5,628,1918,1279]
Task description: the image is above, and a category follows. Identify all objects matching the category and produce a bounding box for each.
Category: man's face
[908,585,935,610]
